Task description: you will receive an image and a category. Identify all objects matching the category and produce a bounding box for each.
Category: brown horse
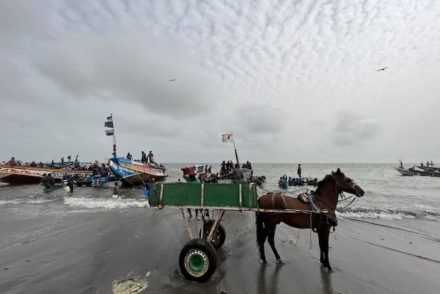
[256,168,364,270]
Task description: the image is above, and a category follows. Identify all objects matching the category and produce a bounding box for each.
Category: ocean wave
[64,197,150,209]
[0,198,58,206]
[0,199,21,206]
[338,207,440,220]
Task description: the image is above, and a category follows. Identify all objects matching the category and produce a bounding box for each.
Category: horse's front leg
[318,225,332,270]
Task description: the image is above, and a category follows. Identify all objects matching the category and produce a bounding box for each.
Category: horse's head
[332,168,364,197]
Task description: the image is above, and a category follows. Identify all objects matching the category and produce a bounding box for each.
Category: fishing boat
[278,177,288,189]
[395,166,440,177]
[0,164,91,185]
[181,165,205,182]
[288,176,318,186]
[105,115,167,186]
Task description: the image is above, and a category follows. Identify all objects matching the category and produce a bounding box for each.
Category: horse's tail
[256,211,266,246]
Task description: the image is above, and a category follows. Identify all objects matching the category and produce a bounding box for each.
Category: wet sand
[1,207,440,294]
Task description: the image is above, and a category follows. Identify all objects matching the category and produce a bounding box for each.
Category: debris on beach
[112,272,150,294]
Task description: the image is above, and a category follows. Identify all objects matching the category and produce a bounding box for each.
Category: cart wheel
[200,220,226,249]
[179,239,218,282]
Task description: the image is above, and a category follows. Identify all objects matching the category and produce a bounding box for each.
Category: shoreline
[1,206,439,293]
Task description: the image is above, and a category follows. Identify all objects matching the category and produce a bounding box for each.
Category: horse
[256,168,364,270]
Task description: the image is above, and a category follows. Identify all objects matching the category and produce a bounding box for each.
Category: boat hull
[108,157,167,186]
[395,167,440,177]
[0,165,92,185]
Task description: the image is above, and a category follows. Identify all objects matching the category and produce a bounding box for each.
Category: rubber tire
[200,220,226,249]
[179,239,218,282]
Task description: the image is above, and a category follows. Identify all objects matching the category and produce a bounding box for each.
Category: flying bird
[169,78,176,81]
[376,67,389,72]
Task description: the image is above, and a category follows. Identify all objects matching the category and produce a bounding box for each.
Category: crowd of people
[126,150,158,166]
[420,161,435,167]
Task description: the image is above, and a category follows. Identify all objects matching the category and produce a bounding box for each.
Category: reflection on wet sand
[320,267,333,294]
[257,263,284,294]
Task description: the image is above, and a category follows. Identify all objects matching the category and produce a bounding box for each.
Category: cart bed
[149,182,258,209]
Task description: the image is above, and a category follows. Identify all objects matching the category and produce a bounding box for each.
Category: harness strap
[308,191,320,213]
[281,194,288,210]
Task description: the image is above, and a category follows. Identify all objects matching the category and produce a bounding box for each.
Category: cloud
[1,0,440,163]
[34,32,219,118]
[236,104,286,134]
[331,112,381,146]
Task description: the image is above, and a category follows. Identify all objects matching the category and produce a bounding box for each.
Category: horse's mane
[316,174,335,191]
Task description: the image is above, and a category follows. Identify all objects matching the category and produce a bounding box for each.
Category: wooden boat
[278,177,288,189]
[105,114,167,186]
[395,166,440,177]
[181,165,205,182]
[0,165,91,185]
[108,157,167,186]
[288,177,318,186]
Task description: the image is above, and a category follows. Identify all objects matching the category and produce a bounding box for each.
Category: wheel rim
[184,249,209,277]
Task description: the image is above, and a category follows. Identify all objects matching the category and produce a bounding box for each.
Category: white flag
[222,133,233,143]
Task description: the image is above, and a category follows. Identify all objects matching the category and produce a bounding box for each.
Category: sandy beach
[1,204,439,294]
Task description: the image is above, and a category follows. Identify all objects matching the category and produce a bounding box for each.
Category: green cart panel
[149,182,258,209]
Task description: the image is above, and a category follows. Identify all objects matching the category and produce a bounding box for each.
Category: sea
[1,163,440,294]
[1,163,439,221]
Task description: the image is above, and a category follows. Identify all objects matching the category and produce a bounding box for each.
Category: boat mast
[112,114,117,158]
[232,133,240,166]
[106,114,117,158]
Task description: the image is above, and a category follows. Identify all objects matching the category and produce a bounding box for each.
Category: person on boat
[421,162,424,167]
[147,151,155,164]
[431,161,434,166]
[220,161,226,175]
[30,161,37,167]
[61,157,64,165]
[399,160,403,168]
[427,161,430,167]
[141,151,147,163]
[231,163,244,180]
[7,157,17,166]
[297,164,302,178]
[126,152,132,160]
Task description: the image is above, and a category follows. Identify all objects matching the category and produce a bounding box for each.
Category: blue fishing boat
[105,115,167,186]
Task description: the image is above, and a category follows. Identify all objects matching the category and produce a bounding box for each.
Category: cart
[149,182,259,282]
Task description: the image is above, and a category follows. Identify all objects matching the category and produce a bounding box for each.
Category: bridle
[314,174,359,211]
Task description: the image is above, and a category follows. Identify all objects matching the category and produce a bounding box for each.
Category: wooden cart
[149,182,259,282]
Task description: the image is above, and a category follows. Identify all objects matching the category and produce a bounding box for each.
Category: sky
[1,0,439,164]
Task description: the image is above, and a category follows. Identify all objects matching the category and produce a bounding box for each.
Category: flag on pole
[104,121,114,128]
[106,115,112,121]
[105,129,114,136]
[222,133,233,143]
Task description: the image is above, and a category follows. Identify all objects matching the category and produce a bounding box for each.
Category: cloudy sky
[1,0,439,163]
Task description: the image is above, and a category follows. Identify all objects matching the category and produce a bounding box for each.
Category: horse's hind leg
[267,224,282,263]
[256,213,268,264]
[318,225,332,270]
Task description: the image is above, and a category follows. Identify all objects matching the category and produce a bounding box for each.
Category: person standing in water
[297,164,302,178]
[112,182,119,199]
